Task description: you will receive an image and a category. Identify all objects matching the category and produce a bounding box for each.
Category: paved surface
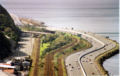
[46,27,116,76]
[80,33,116,76]
[65,31,116,76]
[65,32,103,76]
[13,32,35,57]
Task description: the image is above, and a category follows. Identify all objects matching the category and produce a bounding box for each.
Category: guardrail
[46,28,105,76]
[76,31,105,76]
[63,30,105,76]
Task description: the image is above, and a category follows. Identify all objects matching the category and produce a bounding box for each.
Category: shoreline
[95,39,119,76]
[48,27,118,76]
[29,27,119,76]
[6,26,118,76]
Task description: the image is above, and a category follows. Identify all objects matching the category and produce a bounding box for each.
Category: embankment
[95,39,119,76]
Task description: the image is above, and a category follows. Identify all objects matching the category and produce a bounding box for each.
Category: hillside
[19,17,46,27]
[0,5,20,59]
[0,5,20,41]
[0,32,11,59]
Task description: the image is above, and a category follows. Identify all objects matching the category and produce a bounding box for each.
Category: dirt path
[44,38,79,76]
[58,58,63,76]
[32,38,40,76]
[44,54,54,76]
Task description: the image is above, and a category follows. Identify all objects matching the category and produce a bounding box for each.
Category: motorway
[14,27,116,76]
[66,31,116,76]
[46,27,116,76]
[65,32,105,76]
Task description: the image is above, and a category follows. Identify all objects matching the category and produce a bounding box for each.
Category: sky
[0,0,118,9]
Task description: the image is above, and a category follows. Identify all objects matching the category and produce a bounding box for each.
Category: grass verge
[54,35,92,76]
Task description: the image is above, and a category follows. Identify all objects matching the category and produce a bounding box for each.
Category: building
[0,63,15,74]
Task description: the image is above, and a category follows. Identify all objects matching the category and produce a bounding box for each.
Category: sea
[7,8,119,33]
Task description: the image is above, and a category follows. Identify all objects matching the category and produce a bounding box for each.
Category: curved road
[46,27,116,76]
[65,31,116,76]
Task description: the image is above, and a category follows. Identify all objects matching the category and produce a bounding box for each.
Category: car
[66,65,68,67]
[70,68,72,71]
[72,66,74,68]
[92,72,95,75]
[90,62,93,64]
[66,64,68,66]
[90,55,92,56]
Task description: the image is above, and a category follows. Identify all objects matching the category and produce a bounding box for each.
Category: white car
[70,68,73,71]
[90,62,93,64]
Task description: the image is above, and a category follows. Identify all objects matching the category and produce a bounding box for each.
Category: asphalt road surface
[46,27,116,76]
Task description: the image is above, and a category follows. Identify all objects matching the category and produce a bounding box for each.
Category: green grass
[53,35,92,76]
[40,42,50,57]
[38,33,73,76]
[61,59,67,76]
[19,25,45,32]
[40,33,72,58]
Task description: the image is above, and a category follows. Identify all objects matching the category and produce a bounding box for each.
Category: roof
[0,64,15,69]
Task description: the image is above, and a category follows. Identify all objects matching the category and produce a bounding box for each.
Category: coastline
[95,39,119,76]
[46,27,119,76]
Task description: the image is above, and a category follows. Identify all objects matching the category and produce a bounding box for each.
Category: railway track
[32,38,40,76]
[44,37,79,76]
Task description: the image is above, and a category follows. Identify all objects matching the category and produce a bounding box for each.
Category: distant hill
[19,17,46,27]
[0,5,20,41]
[0,5,20,59]
[10,13,46,27]
[10,13,23,25]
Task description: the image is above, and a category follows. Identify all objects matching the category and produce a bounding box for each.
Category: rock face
[0,5,20,59]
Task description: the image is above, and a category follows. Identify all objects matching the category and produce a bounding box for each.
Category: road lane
[46,27,116,76]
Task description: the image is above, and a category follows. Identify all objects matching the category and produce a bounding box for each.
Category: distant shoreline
[95,32,119,34]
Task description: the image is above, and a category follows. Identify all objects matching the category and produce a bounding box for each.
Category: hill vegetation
[0,5,20,59]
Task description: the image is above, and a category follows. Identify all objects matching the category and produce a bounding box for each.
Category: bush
[0,32,11,59]
[40,33,72,58]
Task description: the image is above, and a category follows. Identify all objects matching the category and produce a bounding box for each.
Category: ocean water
[8,8,118,33]
[103,54,119,76]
